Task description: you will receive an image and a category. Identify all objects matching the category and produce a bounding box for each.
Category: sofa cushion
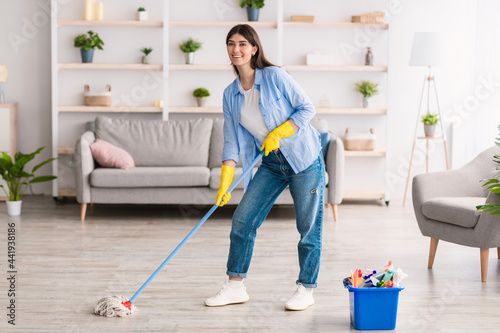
[95,116,213,167]
[209,168,329,190]
[422,197,486,228]
[91,167,210,188]
[90,139,135,169]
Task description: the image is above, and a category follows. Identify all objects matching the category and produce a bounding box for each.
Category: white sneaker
[204,281,250,307]
[284,284,315,311]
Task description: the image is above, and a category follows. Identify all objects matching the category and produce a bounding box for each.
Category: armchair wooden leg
[332,204,338,222]
[480,248,489,282]
[81,203,87,222]
[428,238,439,268]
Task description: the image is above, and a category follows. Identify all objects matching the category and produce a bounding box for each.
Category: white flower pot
[6,200,22,216]
[137,11,148,21]
[142,55,150,64]
[196,97,207,107]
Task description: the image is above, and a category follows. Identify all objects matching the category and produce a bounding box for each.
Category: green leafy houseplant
[239,0,265,9]
[0,147,57,201]
[193,88,210,98]
[355,81,379,98]
[421,112,439,125]
[73,30,104,51]
[179,38,203,53]
[141,47,153,56]
[477,125,500,215]
[138,7,146,12]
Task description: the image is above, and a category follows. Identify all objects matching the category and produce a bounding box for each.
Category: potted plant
[239,0,265,21]
[137,7,148,21]
[421,111,439,137]
[355,81,378,108]
[193,88,210,107]
[74,30,104,63]
[179,38,203,65]
[140,47,153,64]
[0,147,57,216]
[477,125,500,215]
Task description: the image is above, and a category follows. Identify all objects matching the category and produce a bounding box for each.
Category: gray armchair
[412,146,500,282]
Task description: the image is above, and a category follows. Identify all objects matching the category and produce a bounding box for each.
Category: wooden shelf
[345,150,386,157]
[168,106,222,113]
[417,136,444,139]
[58,63,163,70]
[284,65,387,72]
[316,107,386,115]
[0,196,7,202]
[58,105,162,113]
[170,21,277,28]
[283,22,388,29]
[169,64,232,71]
[343,190,385,200]
[58,20,163,27]
[58,188,76,197]
[58,147,75,155]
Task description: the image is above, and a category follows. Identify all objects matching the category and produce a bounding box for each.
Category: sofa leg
[332,204,338,222]
[497,247,500,259]
[480,248,489,282]
[81,203,87,222]
[428,238,439,268]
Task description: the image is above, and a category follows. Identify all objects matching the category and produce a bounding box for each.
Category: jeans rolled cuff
[227,270,248,279]
[297,281,317,288]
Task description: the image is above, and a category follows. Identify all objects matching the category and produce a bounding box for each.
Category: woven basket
[84,84,111,106]
[344,128,376,151]
[351,11,386,24]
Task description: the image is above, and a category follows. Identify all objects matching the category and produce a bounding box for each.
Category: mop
[93,151,264,317]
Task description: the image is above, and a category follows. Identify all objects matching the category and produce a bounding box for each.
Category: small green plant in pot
[0,147,57,216]
[74,30,104,63]
[355,81,378,108]
[239,0,265,21]
[179,38,203,65]
[421,111,439,137]
[137,7,148,21]
[193,88,210,107]
[140,47,153,64]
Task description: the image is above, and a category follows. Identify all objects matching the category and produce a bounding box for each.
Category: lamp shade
[0,66,8,82]
[409,32,444,67]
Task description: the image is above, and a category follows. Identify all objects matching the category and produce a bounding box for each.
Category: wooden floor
[1,196,499,332]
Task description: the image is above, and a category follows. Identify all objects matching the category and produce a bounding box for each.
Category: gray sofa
[412,146,500,281]
[75,116,344,221]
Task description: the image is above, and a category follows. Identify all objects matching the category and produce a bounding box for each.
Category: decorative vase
[365,47,373,66]
[6,200,22,216]
[196,97,207,107]
[80,48,94,63]
[185,52,195,65]
[137,11,148,21]
[142,55,150,64]
[424,124,436,137]
[246,7,260,21]
[362,97,370,108]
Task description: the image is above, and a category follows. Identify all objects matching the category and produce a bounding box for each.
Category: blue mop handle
[129,151,264,303]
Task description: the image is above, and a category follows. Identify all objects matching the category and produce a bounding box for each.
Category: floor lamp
[403,33,450,206]
[0,65,7,104]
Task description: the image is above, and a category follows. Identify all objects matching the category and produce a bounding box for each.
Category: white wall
[1,0,496,199]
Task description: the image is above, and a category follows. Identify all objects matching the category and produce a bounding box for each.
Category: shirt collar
[233,68,263,95]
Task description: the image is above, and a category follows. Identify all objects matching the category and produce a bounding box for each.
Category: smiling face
[227,33,257,69]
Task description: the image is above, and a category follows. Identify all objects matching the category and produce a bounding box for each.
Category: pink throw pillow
[90,139,135,169]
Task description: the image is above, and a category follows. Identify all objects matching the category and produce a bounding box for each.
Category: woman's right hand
[217,165,235,206]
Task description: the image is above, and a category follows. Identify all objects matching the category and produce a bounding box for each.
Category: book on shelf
[291,15,316,23]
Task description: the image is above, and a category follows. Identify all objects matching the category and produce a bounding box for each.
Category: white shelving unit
[51,0,391,202]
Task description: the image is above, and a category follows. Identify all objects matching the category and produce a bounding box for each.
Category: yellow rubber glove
[216,165,235,206]
[260,121,295,156]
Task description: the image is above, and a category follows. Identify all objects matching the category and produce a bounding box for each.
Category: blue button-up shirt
[222,66,321,190]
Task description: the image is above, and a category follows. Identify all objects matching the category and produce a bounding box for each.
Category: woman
[204,24,325,311]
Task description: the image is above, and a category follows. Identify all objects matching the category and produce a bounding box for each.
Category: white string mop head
[93,295,137,317]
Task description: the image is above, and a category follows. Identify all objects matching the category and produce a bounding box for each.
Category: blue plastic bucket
[347,285,404,330]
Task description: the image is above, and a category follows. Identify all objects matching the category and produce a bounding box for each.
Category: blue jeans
[226,150,325,288]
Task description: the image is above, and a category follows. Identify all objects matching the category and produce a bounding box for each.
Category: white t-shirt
[240,86,269,145]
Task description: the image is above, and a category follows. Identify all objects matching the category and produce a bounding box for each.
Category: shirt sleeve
[274,68,316,129]
[222,91,240,164]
